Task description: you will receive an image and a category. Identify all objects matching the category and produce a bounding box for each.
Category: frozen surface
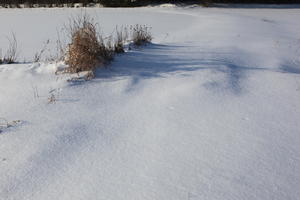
[0,6,300,200]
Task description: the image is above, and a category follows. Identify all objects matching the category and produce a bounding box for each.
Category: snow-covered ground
[1,6,300,200]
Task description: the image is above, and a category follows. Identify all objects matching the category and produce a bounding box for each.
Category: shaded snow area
[1,6,300,200]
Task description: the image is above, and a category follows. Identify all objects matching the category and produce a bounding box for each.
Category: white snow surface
[1,6,300,200]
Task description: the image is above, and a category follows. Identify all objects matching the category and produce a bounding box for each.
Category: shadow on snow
[91,43,298,95]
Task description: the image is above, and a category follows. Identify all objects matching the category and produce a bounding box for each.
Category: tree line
[0,0,299,7]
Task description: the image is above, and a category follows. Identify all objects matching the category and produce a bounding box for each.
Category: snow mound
[156,3,177,8]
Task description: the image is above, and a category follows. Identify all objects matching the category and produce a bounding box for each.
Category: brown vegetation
[131,25,152,46]
[0,33,18,64]
[65,15,113,73]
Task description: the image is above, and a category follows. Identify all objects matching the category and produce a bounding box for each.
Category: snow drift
[0,6,300,200]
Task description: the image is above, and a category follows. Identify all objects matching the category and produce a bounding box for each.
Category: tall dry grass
[64,14,113,73]
[131,24,152,46]
[0,33,19,64]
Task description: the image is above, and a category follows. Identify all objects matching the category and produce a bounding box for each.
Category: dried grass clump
[33,39,50,62]
[131,25,152,46]
[65,15,113,73]
[60,14,153,80]
[0,33,18,64]
[114,26,128,53]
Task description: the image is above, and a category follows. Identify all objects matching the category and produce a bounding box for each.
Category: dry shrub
[55,30,67,62]
[34,39,49,62]
[131,25,152,46]
[66,23,100,72]
[65,14,113,73]
[45,30,67,63]
[0,33,18,64]
[61,14,153,79]
[5,33,18,63]
[114,26,128,53]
